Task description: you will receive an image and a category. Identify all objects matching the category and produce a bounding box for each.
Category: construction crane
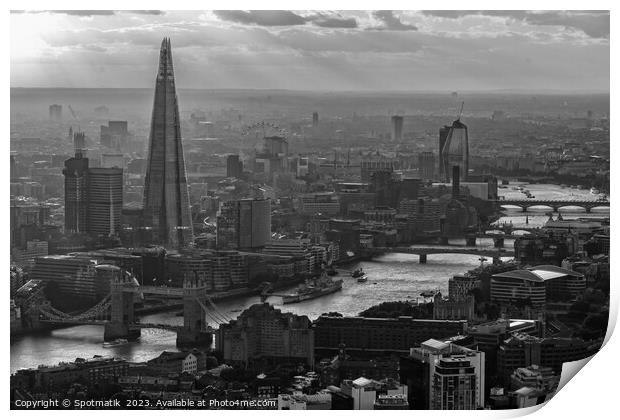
[67,104,79,121]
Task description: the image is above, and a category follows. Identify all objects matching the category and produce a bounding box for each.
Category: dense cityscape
[10,11,610,411]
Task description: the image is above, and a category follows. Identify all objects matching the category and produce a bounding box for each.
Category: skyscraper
[440,119,469,183]
[438,125,450,179]
[63,131,89,233]
[391,115,404,142]
[142,38,193,248]
[63,131,123,237]
[87,168,123,237]
[312,111,319,128]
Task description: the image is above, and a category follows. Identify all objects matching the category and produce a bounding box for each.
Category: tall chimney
[452,165,460,199]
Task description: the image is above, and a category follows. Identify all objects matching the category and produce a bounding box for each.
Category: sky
[10,10,610,92]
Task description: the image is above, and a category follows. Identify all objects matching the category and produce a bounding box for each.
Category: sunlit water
[10,183,609,372]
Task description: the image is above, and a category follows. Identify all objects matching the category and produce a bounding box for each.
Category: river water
[10,183,609,372]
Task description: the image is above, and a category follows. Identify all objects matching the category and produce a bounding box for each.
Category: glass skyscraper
[142,38,193,248]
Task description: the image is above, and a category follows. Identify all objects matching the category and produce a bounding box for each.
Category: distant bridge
[369,246,514,264]
[496,198,610,213]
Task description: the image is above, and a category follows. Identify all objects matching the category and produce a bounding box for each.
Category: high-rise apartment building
[431,356,480,409]
[142,38,194,248]
[402,339,485,410]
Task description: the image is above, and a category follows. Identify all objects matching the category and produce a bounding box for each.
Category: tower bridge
[28,271,229,348]
[496,198,609,213]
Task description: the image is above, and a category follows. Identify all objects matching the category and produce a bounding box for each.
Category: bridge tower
[176,275,213,348]
[104,268,140,341]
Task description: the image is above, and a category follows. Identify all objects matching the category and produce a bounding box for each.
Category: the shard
[142,38,194,248]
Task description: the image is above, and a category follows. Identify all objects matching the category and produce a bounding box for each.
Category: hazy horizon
[9,87,611,95]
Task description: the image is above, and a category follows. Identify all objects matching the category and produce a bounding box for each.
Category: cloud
[51,10,117,16]
[214,10,359,29]
[310,14,358,29]
[125,11,165,15]
[421,10,609,38]
[213,10,307,26]
[371,10,418,31]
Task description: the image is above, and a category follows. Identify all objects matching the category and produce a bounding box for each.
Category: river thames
[10,182,609,372]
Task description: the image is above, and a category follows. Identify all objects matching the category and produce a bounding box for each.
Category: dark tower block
[142,38,194,249]
[438,125,450,179]
[63,131,89,233]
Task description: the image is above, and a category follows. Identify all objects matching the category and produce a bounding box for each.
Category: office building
[100,121,129,150]
[418,151,435,180]
[313,316,467,355]
[216,198,271,249]
[438,125,450,179]
[440,118,469,182]
[497,333,601,385]
[254,136,289,174]
[49,104,62,120]
[299,193,340,216]
[374,394,409,410]
[165,250,248,290]
[361,155,397,182]
[63,131,89,233]
[510,365,559,392]
[142,38,194,248]
[226,154,243,178]
[490,270,547,310]
[29,255,103,310]
[491,266,586,309]
[312,112,319,128]
[391,115,404,142]
[217,303,314,368]
[87,168,122,237]
[433,294,475,321]
[448,274,481,301]
[63,131,123,237]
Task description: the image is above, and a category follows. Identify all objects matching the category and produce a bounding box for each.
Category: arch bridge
[496,198,609,213]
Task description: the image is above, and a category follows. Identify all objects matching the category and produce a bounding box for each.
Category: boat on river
[282,273,343,304]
